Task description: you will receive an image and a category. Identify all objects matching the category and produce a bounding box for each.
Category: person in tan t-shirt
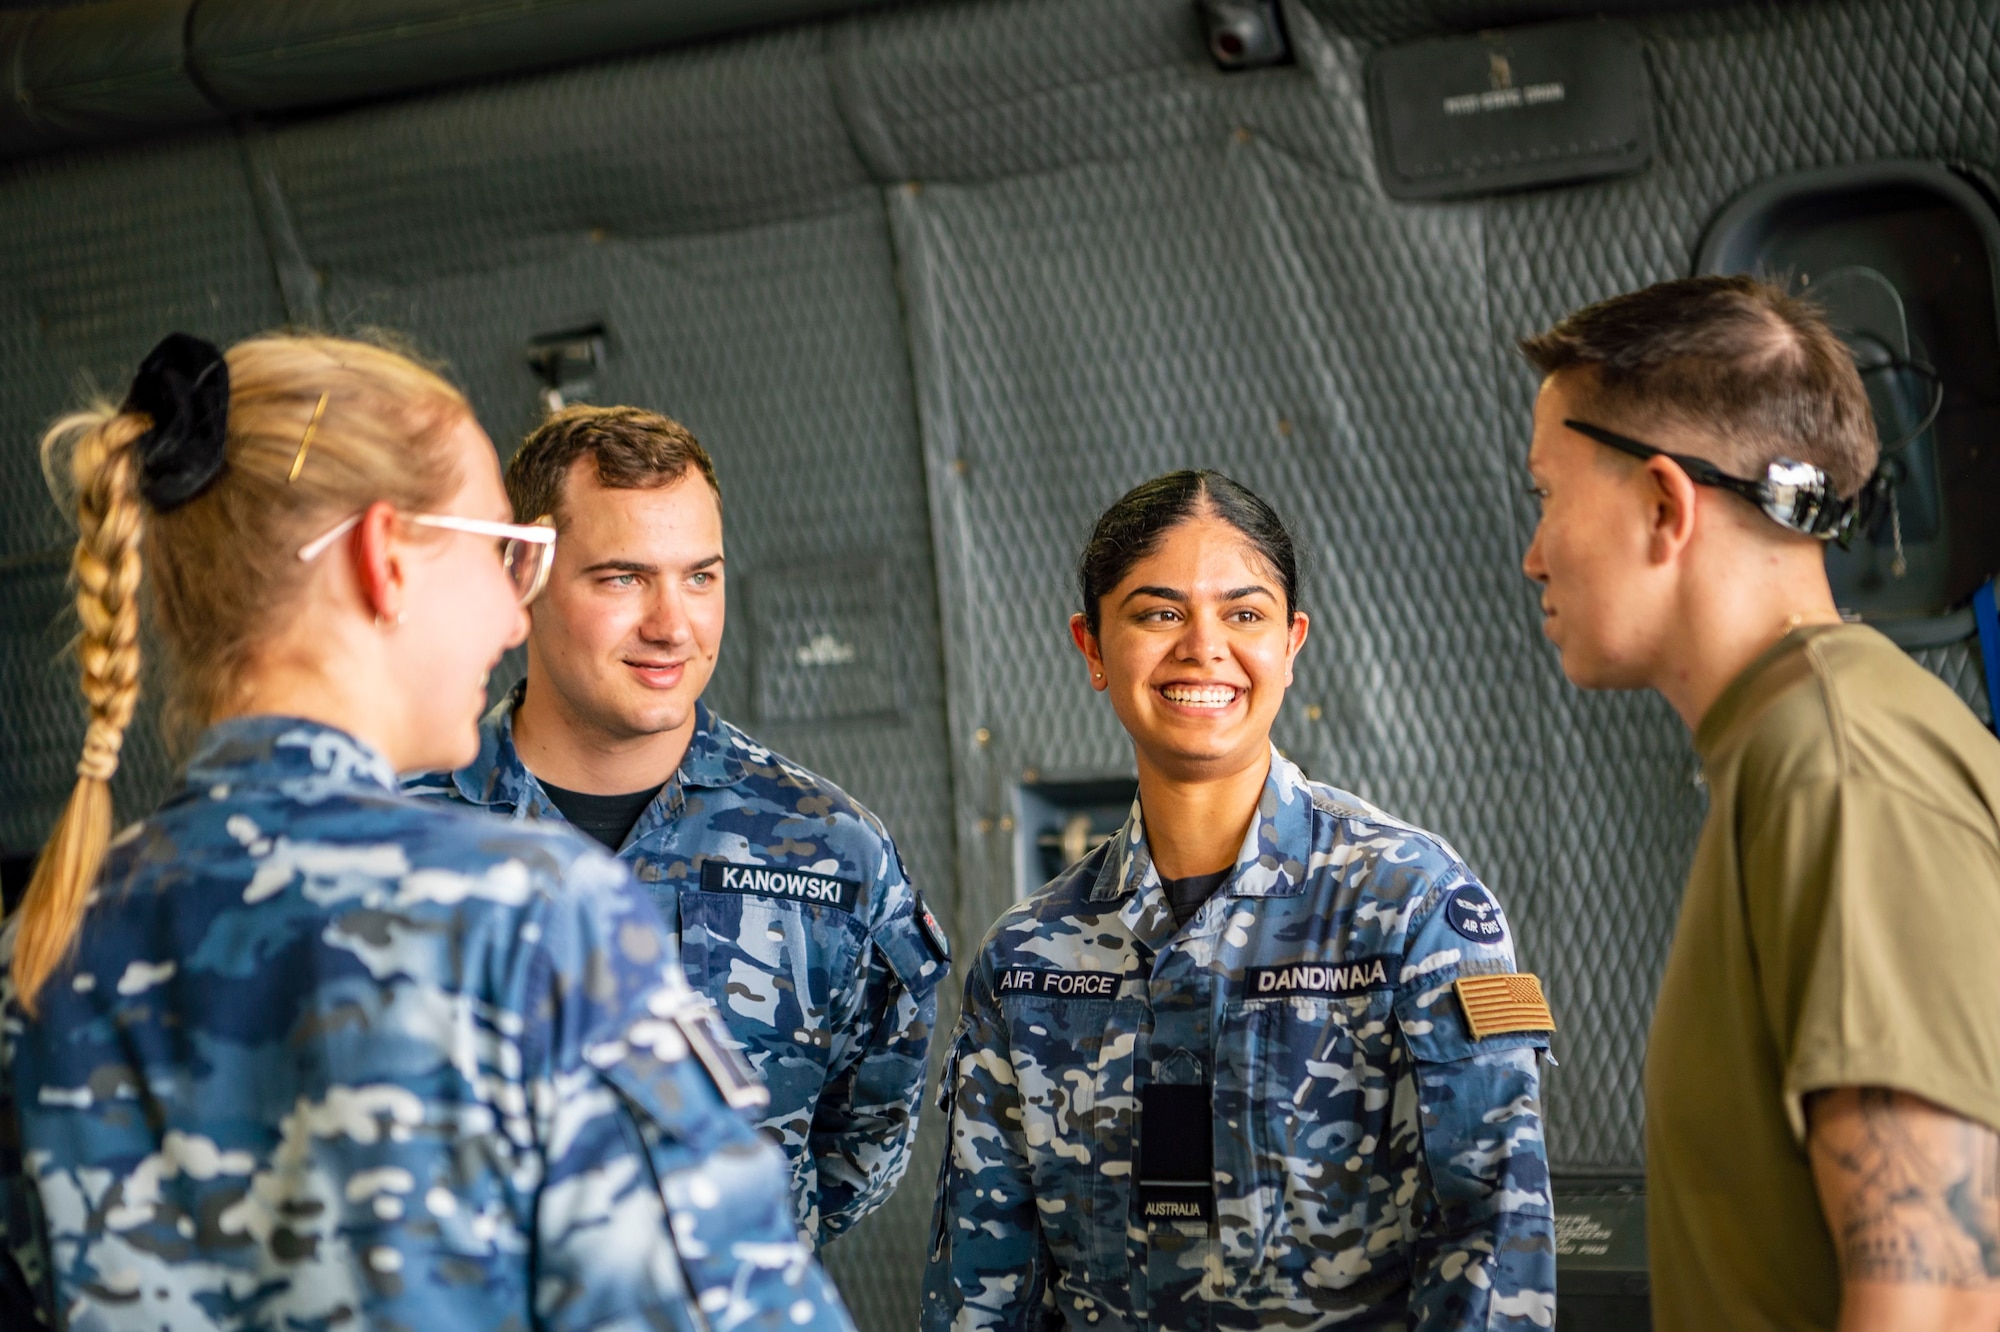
[1517,274,2000,1331]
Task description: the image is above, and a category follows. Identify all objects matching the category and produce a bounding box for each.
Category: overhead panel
[0,0,922,159]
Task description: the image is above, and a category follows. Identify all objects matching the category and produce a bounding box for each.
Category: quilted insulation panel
[0,0,1994,1325]
[868,0,2000,1188]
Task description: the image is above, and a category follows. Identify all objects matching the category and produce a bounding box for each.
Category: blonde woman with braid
[0,333,854,1332]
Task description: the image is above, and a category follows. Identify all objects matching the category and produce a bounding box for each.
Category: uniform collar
[451,681,749,815]
[675,698,752,791]
[1089,744,1314,908]
[1694,622,1853,763]
[183,715,400,797]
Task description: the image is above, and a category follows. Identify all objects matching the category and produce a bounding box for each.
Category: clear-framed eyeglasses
[298,510,558,606]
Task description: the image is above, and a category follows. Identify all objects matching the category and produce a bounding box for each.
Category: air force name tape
[701,860,860,913]
[996,967,1121,999]
[1244,954,1396,999]
[1454,972,1556,1041]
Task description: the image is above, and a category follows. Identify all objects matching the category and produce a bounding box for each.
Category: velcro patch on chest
[1244,954,1396,999]
[700,860,860,913]
[995,966,1121,999]
[1138,1083,1214,1226]
[1454,972,1556,1040]
[673,1001,771,1113]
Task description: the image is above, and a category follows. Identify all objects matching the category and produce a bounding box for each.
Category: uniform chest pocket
[1002,995,1142,1289]
[675,882,865,1079]
[1215,993,1399,1294]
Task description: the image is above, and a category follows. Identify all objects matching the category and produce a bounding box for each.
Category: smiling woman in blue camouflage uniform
[922,471,1557,1330]
[0,333,852,1331]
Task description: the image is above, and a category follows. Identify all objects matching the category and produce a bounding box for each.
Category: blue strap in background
[1974,578,2000,736]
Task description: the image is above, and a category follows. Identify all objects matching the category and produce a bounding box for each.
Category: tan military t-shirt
[1646,623,2000,1331]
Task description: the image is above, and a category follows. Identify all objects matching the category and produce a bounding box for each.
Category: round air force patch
[1445,883,1507,945]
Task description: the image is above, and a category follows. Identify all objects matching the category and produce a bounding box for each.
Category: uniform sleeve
[920,963,1057,1332]
[0,956,53,1332]
[1393,874,1557,1332]
[809,851,949,1244]
[1754,776,2000,1141]
[528,852,856,1332]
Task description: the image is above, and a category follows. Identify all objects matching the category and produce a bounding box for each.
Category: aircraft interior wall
[0,0,1994,1324]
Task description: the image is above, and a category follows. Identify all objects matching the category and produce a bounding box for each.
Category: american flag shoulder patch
[1454,972,1556,1040]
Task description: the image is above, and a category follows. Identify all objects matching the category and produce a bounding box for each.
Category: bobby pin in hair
[288,391,330,484]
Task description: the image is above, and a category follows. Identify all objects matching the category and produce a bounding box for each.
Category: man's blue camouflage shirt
[415,688,949,1245]
[922,748,1556,1330]
[0,715,853,1332]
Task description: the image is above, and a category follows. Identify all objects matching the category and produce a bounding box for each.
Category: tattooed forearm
[1807,1087,2000,1288]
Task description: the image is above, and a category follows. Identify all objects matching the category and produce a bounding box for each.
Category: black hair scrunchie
[122,332,230,511]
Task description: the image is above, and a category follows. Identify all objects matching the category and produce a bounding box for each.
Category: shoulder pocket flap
[874,911,949,1000]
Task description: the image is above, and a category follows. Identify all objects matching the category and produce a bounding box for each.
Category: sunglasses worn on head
[298,510,557,606]
[1562,418,1856,541]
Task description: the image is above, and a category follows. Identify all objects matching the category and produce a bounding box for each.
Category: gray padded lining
[0,135,285,851]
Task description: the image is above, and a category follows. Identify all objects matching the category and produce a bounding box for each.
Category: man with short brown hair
[505,403,721,525]
[1520,274,2000,1330]
[414,404,951,1246]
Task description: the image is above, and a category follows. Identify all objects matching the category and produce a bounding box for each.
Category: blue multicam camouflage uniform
[0,716,854,1332]
[922,748,1555,1331]
[412,687,950,1245]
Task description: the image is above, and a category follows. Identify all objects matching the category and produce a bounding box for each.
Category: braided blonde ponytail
[12,407,148,1014]
[9,333,468,1016]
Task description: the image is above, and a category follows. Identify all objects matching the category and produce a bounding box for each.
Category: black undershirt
[1160,869,1232,929]
[539,780,665,852]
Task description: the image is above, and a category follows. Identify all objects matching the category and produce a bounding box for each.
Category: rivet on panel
[1276,417,1294,438]
[952,458,969,476]
[974,727,991,746]
[588,227,607,244]
[976,818,994,835]
[1021,768,1039,784]
[998,817,1015,833]
[1305,704,1323,721]
[1234,126,1252,144]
